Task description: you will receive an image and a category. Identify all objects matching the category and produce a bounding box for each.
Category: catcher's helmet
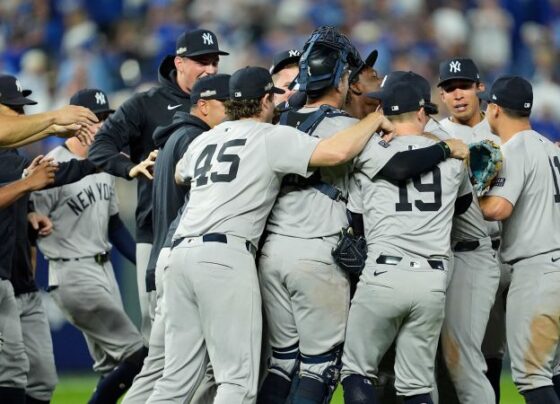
[296,26,362,96]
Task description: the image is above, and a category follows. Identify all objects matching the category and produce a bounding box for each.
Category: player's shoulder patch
[378,139,390,148]
[492,177,506,187]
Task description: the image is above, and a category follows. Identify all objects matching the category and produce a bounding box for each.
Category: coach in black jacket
[88,28,228,342]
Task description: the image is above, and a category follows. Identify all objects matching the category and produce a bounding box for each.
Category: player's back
[173,119,318,247]
[358,135,470,259]
[494,130,560,263]
[267,109,358,238]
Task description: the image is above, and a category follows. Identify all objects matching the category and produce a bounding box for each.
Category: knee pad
[269,342,300,380]
[342,374,378,404]
[299,344,343,389]
[403,393,433,404]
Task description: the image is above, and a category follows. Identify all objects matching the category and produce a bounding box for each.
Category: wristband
[438,141,451,159]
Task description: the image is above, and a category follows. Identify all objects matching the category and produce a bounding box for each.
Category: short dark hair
[501,106,531,118]
[225,97,263,120]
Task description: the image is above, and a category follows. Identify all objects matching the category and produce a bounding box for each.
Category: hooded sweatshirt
[88,56,191,243]
[145,111,210,290]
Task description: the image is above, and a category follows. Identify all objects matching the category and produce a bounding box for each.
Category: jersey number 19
[395,167,442,212]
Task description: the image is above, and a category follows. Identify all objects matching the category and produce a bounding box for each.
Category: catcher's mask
[295,26,362,96]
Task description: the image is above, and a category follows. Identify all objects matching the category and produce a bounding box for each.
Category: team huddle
[0,24,559,404]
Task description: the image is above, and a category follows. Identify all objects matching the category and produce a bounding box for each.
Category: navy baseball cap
[191,74,231,104]
[70,89,114,114]
[270,49,301,75]
[479,76,533,113]
[368,71,427,116]
[176,29,229,58]
[230,67,285,100]
[349,49,378,84]
[0,75,37,106]
[437,58,480,87]
[380,71,438,115]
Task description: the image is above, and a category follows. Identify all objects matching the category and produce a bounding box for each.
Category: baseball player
[270,49,301,106]
[32,89,154,404]
[424,58,503,404]
[146,65,395,404]
[479,76,560,404]
[123,74,231,403]
[0,76,109,403]
[341,72,472,404]
[258,28,365,404]
[88,28,229,342]
[344,50,381,119]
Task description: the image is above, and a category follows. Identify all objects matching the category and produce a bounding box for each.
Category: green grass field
[51,373,525,403]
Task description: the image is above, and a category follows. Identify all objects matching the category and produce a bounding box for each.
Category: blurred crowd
[1,0,560,147]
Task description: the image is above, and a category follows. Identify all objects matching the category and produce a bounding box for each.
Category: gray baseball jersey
[148,119,320,403]
[32,146,118,258]
[487,130,560,264]
[355,134,472,259]
[424,119,489,242]
[342,133,470,397]
[438,117,501,238]
[266,109,358,237]
[174,120,320,246]
[486,129,560,394]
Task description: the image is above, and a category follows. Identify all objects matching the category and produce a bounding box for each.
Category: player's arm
[479,144,521,221]
[88,96,143,179]
[108,213,136,264]
[0,158,58,209]
[0,106,98,148]
[479,196,513,221]
[309,111,394,167]
[379,139,469,181]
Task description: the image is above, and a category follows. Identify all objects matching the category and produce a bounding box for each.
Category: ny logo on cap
[15,80,22,93]
[524,102,531,109]
[288,50,300,57]
[202,32,214,46]
[449,61,461,73]
[95,92,106,105]
[234,91,242,98]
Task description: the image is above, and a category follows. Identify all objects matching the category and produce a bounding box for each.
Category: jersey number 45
[194,139,247,186]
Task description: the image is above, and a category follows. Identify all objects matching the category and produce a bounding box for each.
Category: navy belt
[453,240,480,252]
[172,233,257,255]
[376,255,445,271]
[491,239,501,250]
[49,252,109,265]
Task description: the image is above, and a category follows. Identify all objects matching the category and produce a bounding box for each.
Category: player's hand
[444,138,470,160]
[129,150,158,180]
[27,212,53,237]
[24,155,58,178]
[51,105,98,126]
[24,160,58,190]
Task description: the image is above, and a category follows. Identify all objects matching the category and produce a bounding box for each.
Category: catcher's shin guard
[342,374,379,404]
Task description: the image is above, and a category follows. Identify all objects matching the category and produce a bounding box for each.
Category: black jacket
[145,111,209,290]
[88,56,192,243]
[0,148,96,293]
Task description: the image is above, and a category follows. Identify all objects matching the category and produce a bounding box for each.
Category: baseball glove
[468,139,503,197]
[331,227,367,276]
